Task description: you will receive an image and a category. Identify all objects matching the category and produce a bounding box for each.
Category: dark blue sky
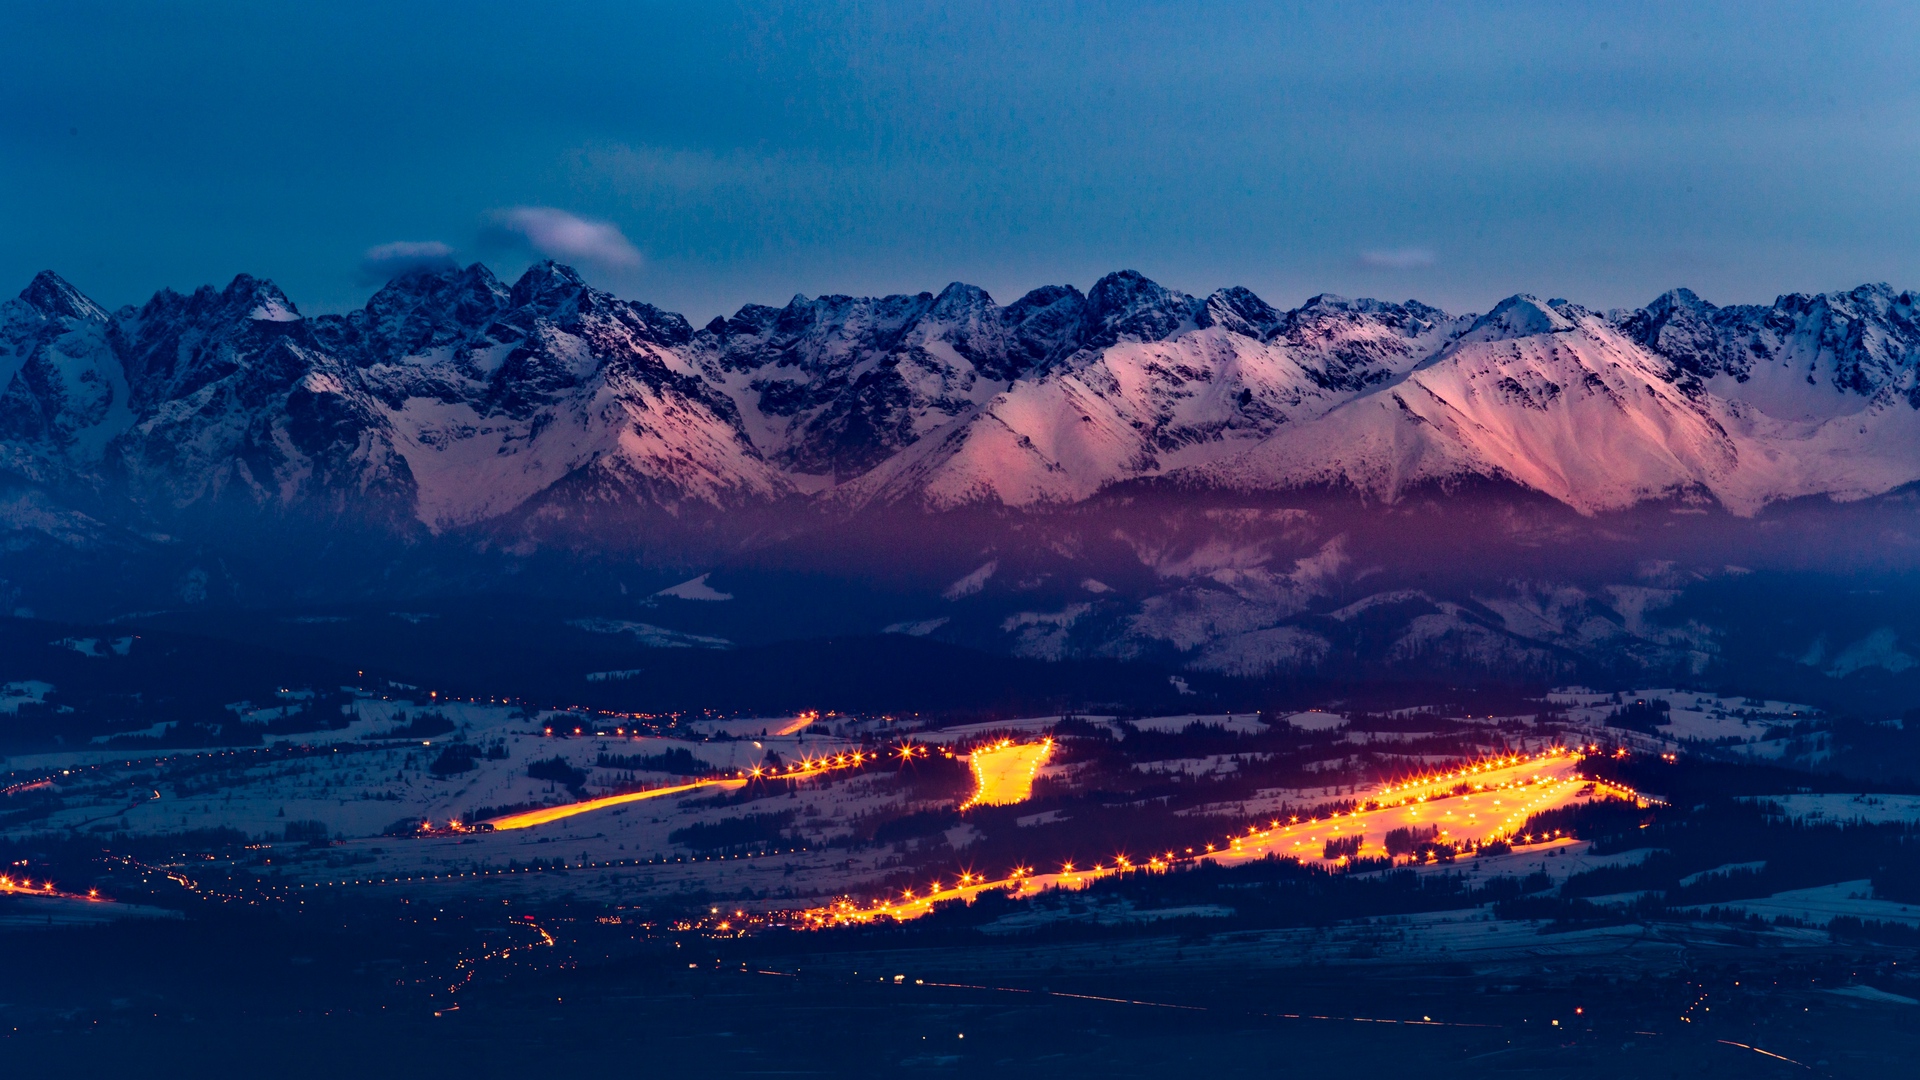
[4,1,1918,321]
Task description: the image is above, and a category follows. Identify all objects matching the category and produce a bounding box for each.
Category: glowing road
[480,749,879,830]
[1,873,106,903]
[483,778,750,830]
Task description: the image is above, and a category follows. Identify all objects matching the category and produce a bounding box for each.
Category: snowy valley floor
[4,690,1919,1076]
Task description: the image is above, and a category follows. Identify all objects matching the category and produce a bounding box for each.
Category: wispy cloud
[481,207,642,272]
[1359,247,1437,270]
[358,240,456,283]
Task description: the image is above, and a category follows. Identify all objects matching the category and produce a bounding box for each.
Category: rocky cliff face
[0,272,122,490]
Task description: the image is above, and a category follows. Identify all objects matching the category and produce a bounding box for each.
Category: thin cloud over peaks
[358,240,457,283]
[1359,247,1438,270]
[482,207,642,273]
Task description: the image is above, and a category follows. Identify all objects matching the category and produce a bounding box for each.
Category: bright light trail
[772,711,818,736]
[482,748,878,830]
[484,778,748,830]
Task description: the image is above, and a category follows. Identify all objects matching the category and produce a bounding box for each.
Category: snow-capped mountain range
[6,263,1920,533]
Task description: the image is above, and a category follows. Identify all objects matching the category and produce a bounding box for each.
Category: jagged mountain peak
[508,260,594,309]
[1294,292,1355,314]
[1253,294,1461,396]
[1280,293,1453,336]
[1632,286,1718,332]
[702,288,943,376]
[1646,285,1712,312]
[709,302,781,340]
[0,272,121,485]
[1299,292,1425,314]
[111,274,316,411]
[17,271,108,323]
[1081,269,1200,349]
[351,262,514,362]
[1774,281,1904,317]
[369,261,508,305]
[1620,282,1920,402]
[927,280,996,318]
[132,273,300,329]
[491,262,695,349]
[1460,293,1578,341]
[231,275,301,323]
[1200,286,1283,340]
[1007,283,1084,308]
[996,283,1088,370]
[1615,287,1722,372]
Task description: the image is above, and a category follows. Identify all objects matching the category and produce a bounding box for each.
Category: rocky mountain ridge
[6,265,1920,535]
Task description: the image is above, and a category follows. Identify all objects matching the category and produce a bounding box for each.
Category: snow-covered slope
[1623,284,1920,511]
[338,263,788,528]
[837,291,1458,508]
[1197,297,1734,511]
[687,271,1193,485]
[1195,292,1920,515]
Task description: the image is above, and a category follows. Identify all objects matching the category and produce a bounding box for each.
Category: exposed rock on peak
[1616,287,1721,372]
[18,271,109,323]
[996,284,1088,371]
[509,260,590,307]
[1200,286,1284,340]
[353,263,513,362]
[1081,270,1200,351]
[1620,282,1920,410]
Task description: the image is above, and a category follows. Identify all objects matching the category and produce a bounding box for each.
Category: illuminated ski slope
[799,748,1650,926]
[962,738,1054,808]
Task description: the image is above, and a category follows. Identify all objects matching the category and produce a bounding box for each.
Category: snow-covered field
[1279,711,1346,732]
[1746,793,1920,826]
[1548,687,1818,758]
[0,695,897,903]
[0,891,181,928]
[1,679,55,714]
[6,688,1895,935]
[919,713,1269,744]
[1122,713,1269,735]
[914,714,1071,744]
[1133,754,1260,777]
[1676,881,1920,928]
